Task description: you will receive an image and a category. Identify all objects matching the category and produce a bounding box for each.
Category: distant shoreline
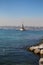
[0,26,43,30]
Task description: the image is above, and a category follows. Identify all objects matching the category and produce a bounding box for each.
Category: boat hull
[20,29,25,31]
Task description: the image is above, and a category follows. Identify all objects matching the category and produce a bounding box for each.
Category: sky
[0,0,43,26]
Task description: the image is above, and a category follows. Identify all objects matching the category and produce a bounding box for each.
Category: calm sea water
[0,29,43,65]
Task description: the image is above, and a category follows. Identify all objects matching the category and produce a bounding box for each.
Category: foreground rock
[27,39,43,65]
[27,39,43,55]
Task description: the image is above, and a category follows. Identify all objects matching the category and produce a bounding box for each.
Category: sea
[0,29,43,65]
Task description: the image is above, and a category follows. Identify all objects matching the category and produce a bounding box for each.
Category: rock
[29,47,34,51]
[40,49,43,54]
[34,49,40,54]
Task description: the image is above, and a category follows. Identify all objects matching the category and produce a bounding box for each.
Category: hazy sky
[0,0,43,26]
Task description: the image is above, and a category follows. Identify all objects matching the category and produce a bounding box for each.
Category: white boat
[20,24,25,31]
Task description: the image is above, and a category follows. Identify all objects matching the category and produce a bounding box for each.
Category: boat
[20,24,25,31]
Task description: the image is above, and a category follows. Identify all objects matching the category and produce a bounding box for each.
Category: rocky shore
[27,39,43,56]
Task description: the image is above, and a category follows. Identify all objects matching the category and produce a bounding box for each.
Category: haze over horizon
[0,0,43,27]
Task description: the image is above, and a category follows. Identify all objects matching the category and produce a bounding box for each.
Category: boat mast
[22,24,24,29]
